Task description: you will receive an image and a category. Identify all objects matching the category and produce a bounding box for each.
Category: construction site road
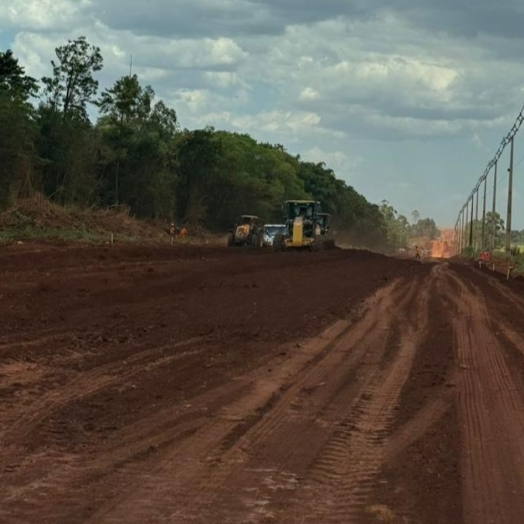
[2,243,524,523]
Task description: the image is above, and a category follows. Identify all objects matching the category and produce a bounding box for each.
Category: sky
[2,0,524,229]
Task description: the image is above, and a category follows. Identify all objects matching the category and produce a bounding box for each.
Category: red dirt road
[2,244,524,523]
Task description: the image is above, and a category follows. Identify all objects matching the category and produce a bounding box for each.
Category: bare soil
[1,244,524,523]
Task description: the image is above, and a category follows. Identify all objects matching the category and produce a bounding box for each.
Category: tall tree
[175,127,221,223]
[37,37,102,203]
[42,36,103,119]
[484,211,505,249]
[413,217,439,240]
[0,50,38,207]
[98,74,153,127]
[0,49,38,101]
[379,200,411,250]
[96,75,177,215]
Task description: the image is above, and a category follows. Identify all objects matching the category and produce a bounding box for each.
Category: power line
[456,103,524,254]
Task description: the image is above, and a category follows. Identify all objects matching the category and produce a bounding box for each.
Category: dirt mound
[0,195,171,243]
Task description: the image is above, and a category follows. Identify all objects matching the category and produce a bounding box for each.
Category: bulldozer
[272,200,335,251]
[227,215,263,247]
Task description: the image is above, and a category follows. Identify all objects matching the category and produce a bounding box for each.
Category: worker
[414,245,421,261]
[179,226,188,239]
[168,223,176,236]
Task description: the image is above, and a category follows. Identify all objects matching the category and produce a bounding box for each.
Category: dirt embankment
[0,195,220,245]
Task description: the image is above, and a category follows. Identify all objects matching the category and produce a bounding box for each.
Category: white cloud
[11,32,58,79]
[203,71,245,89]
[0,0,86,31]
[299,87,319,101]
[470,133,483,149]
[171,89,213,113]
[301,146,364,182]
[180,109,321,136]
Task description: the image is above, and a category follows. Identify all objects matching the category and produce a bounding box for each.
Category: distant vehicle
[227,215,263,247]
[272,200,335,251]
[262,224,287,246]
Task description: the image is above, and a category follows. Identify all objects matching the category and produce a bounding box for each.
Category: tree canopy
[0,37,439,251]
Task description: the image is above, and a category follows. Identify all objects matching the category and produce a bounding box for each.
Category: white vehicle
[262,224,287,246]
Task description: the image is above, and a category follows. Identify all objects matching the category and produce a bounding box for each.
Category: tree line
[0,36,438,251]
[462,211,514,252]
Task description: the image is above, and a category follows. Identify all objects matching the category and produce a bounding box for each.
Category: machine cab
[283,201,322,221]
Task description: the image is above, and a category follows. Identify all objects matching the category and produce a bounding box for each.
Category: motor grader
[272,200,335,251]
[227,215,263,247]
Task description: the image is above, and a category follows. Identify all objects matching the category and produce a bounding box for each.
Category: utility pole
[458,215,462,255]
[505,136,514,255]
[462,208,467,253]
[475,187,479,250]
[462,202,469,251]
[462,204,466,252]
[481,176,487,250]
[456,217,460,256]
[492,161,497,251]
[458,213,461,255]
[457,220,461,256]
[460,207,464,253]
[469,196,474,247]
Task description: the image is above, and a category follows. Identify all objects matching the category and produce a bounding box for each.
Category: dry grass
[0,195,221,245]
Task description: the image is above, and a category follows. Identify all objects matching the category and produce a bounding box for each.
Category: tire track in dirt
[0,333,225,524]
[289,273,431,523]
[0,245,430,524]
[0,334,212,454]
[382,379,456,466]
[141,276,423,523]
[0,295,376,524]
[81,277,415,524]
[464,269,524,366]
[381,265,459,467]
[451,270,524,524]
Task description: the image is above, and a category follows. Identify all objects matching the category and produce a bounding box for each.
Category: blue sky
[2,0,524,228]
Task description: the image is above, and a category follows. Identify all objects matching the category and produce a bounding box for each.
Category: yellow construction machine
[272,200,335,251]
[227,215,263,247]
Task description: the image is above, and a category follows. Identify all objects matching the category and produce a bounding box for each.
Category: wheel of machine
[273,233,285,252]
[227,232,235,246]
[323,238,336,250]
[310,239,323,252]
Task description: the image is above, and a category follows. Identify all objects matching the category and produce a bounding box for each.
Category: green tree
[412,217,439,240]
[96,75,177,216]
[37,37,103,203]
[0,50,38,207]
[296,160,389,249]
[0,49,38,101]
[42,36,103,120]
[98,74,154,127]
[379,200,411,250]
[175,127,222,223]
[484,211,504,249]
[37,105,98,204]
